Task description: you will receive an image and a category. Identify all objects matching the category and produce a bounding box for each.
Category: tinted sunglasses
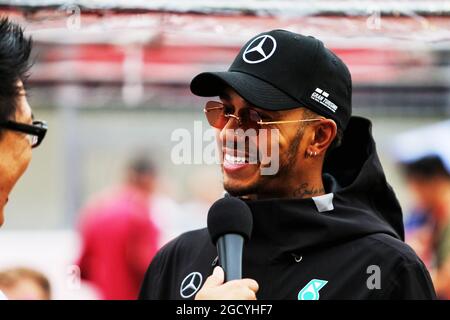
[204,101,323,130]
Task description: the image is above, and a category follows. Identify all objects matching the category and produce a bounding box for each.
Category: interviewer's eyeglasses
[0,120,48,148]
[204,101,323,130]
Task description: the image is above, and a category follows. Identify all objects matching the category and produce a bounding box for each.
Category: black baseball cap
[190,29,352,130]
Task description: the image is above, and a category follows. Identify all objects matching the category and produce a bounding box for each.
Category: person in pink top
[77,156,160,300]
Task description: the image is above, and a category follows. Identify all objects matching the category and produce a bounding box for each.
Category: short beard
[223,125,306,198]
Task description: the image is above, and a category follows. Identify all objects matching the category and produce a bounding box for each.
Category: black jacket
[139,117,436,300]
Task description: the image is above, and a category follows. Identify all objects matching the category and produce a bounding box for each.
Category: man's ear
[308,119,337,157]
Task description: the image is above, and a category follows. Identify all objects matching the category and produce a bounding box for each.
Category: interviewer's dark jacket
[139,117,436,300]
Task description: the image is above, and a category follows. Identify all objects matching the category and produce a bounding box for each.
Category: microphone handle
[217,233,244,282]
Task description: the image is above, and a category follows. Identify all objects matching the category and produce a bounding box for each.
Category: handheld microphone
[207,197,253,282]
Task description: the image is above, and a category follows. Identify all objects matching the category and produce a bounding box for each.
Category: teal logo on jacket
[298,279,328,300]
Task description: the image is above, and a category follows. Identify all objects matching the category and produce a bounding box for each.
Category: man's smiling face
[216,87,318,199]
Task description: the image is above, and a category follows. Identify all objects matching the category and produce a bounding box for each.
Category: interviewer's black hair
[0,17,32,130]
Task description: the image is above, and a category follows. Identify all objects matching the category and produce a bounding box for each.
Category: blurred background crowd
[0,0,449,299]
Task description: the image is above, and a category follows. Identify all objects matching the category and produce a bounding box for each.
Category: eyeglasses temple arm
[257,118,323,125]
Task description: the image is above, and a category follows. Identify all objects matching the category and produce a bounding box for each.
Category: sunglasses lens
[28,135,37,148]
[204,102,263,130]
[204,102,228,129]
[31,121,47,148]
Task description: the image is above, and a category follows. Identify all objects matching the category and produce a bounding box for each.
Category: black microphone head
[207,197,253,245]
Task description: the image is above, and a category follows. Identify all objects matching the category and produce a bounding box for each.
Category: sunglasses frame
[204,101,325,129]
[0,120,48,148]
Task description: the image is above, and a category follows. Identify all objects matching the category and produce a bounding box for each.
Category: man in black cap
[139,30,436,299]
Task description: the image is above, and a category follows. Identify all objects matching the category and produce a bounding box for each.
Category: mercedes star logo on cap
[243,35,277,64]
[180,272,203,298]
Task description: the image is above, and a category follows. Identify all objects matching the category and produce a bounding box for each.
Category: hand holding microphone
[195,266,259,300]
[195,197,259,300]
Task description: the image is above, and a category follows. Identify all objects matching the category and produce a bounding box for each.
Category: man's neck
[288,166,326,199]
[291,182,326,199]
[242,175,326,200]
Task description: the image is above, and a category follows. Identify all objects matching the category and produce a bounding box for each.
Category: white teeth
[224,153,247,164]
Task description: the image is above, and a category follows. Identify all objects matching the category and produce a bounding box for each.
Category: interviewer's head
[0,18,45,226]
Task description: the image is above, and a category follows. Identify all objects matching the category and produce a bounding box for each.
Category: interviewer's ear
[306,119,337,157]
